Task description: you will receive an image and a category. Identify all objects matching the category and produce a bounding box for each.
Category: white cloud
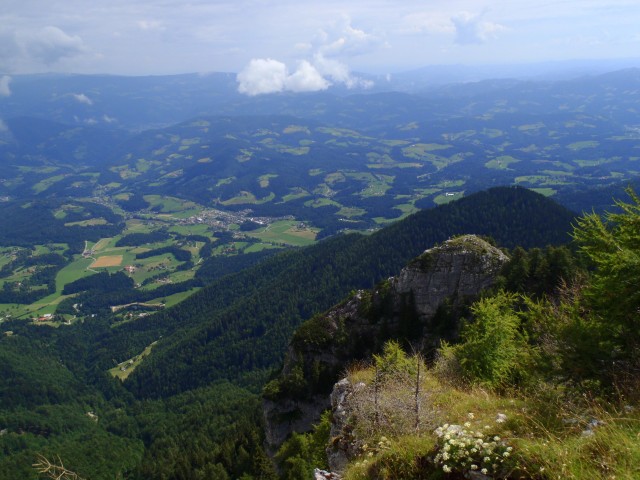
[451,12,507,45]
[315,17,385,58]
[103,114,117,123]
[18,26,86,65]
[237,58,288,95]
[237,17,378,95]
[0,119,8,132]
[71,93,93,105]
[237,58,330,95]
[0,76,11,97]
[285,61,330,92]
[313,54,372,89]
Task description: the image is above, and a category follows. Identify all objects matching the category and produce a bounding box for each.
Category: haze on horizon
[1,0,640,95]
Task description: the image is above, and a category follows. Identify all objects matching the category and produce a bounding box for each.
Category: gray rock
[264,235,509,455]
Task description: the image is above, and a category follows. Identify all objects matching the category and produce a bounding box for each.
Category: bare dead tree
[414,352,421,433]
[373,363,380,428]
[32,454,85,480]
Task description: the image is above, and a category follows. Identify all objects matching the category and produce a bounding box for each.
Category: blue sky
[1,0,639,90]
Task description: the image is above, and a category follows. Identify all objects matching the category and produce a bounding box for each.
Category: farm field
[247,220,318,247]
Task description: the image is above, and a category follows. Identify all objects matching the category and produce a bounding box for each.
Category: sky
[1,0,640,95]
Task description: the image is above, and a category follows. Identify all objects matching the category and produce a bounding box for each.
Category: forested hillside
[282,189,640,480]
[120,186,575,398]
[0,187,576,479]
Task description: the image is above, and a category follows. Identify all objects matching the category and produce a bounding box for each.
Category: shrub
[444,292,536,390]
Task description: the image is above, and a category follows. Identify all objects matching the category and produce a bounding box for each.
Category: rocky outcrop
[263,235,508,452]
[326,378,362,472]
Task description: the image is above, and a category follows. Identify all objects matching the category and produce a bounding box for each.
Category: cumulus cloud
[0,76,11,97]
[18,26,86,65]
[237,58,288,95]
[71,93,93,105]
[237,17,378,95]
[313,54,373,89]
[285,61,331,92]
[451,12,507,45]
[237,58,330,96]
[315,17,385,58]
[103,114,117,123]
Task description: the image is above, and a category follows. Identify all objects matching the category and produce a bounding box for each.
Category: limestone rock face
[393,236,507,317]
[263,235,508,453]
[325,378,366,473]
[391,235,508,342]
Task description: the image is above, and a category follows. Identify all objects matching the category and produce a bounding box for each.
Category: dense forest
[288,189,639,480]
[0,187,579,479]
[2,66,640,479]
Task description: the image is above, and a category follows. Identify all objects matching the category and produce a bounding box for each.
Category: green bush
[447,292,536,389]
[373,340,417,382]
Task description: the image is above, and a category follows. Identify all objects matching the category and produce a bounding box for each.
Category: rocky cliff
[263,235,509,452]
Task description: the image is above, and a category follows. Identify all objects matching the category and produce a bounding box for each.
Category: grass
[244,243,282,254]
[55,257,94,292]
[304,198,342,208]
[258,174,278,188]
[221,191,258,205]
[108,341,158,380]
[283,125,311,134]
[247,220,318,246]
[402,144,453,159]
[568,140,600,151]
[530,187,556,197]
[160,287,200,307]
[341,362,640,480]
[31,174,66,194]
[373,204,417,225]
[143,195,198,213]
[485,155,520,170]
[168,224,211,236]
[282,188,311,202]
[433,191,464,205]
[338,207,367,218]
[64,218,109,227]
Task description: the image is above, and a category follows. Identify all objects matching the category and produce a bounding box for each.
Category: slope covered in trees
[119,187,576,399]
[276,189,640,480]
[0,187,577,479]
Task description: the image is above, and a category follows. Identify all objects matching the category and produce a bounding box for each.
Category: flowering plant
[433,413,514,477]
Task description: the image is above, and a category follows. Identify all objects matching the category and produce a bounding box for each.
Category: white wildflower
[443,465,452,473]
[481,468,488,475]
[496,413,507,423]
